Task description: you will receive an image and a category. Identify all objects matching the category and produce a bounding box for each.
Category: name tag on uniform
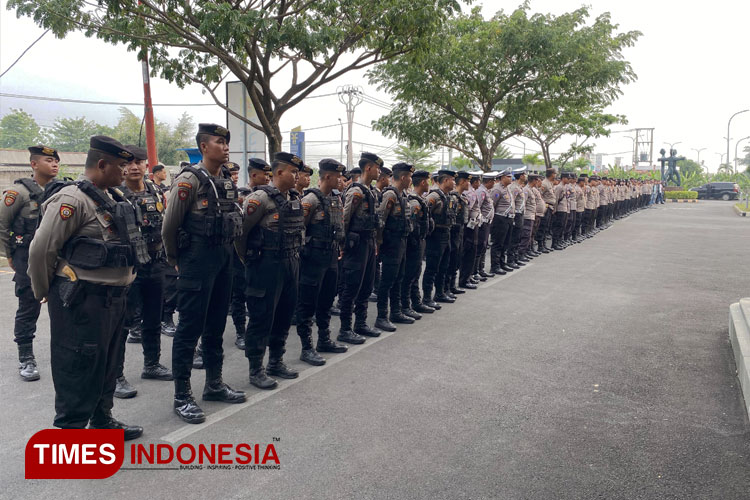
[290,200,301,210]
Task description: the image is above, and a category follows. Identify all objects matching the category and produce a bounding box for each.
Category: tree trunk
[266,124,282,156]
[541,142,552,169]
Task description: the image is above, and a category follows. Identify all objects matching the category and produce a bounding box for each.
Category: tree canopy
[0,109,47,149]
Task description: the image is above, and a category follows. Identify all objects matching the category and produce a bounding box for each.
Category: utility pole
[337,85,363,169]
[141,52,158,170]
[338,118,344,164]
[691,147,706,164]
[727,109,748,174]
[735,136,750,172]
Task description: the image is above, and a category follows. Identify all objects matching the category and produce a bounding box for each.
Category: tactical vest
[431,189,456,228]
[450,191,468,227]
[408,193,430,242]
[181,165,243,244]
[303,188,344,252]
[10,178,44,249]
[62,180,150,269]
[247,185,304,254]
[121,180,164,254]
[348,183,378,234]
[382,187,411,238]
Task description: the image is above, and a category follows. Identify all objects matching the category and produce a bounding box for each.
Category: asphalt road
[1,201,749,499]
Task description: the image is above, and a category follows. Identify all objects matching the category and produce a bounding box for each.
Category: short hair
[438,174,453,184]
[85,149,108,169]
[412,176,428,188]
[393,170,411,180]
[152,164,165,174]
[271,160,299,172]
[29,154,42,163]
[195,132,211,150]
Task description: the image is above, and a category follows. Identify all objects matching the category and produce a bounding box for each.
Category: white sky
[1,0,748,172]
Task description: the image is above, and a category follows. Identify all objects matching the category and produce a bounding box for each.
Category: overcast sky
[1,0,748,171]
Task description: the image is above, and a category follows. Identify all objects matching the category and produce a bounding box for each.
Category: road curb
[667,199,698,203]
[729,298,750,417]
[733,204,748,217]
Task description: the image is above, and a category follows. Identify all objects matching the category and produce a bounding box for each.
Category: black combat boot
[300,334,326,366]
[248,359,278,390]
[234,324,246,350]
[337,316,366,344]
[390,310,416,324]
[114,375,137,399]
[355,318,382,337]
[375,307,397,332]
[461,281,478,290]
[413,301,436,313]
[161,317,176,337]
[399,308,422,321]
[267,355,299,379]
[316,330,348,353]
[192,343,204,369]
[89,408,143,440]
[203,365,246,403]
[18,344,40,382]
[174,379,206,424]
[141,362,173,380]
[126,324,143,343]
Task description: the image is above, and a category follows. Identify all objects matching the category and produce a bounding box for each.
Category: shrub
[664,191,698,200]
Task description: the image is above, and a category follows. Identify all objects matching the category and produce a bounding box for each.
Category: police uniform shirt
[598,183,607,207]
[585,185,597,210]
[541,178,556,209]
[425,188,445,219]
[161,162,236,265]
[466,186,481,228]
[28,180,136,300]
[0,179,41,258]
[342,184,376,235]
[235,187,297,260]
[533,186,545,217]
[490,182,512,217]
[377,188,409,241]
[554,182,569,213]
[566,183,576,212]
[510,182,524,214]
[477,184,494,223]
[523,186,536,220]
[575,184,585,213]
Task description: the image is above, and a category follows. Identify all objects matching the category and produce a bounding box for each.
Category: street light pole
[715,152,726,171]
[691,147,706,164]
[734,136,750,172]
[664,141,681,151]
[338,118,343,164]
[727,109,749,174]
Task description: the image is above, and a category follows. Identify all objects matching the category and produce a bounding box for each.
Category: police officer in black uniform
[295,158,348,366]
[162,124,246,424]
[400,169,434,317]
[445,170,470,296]
[422,170,457,307]
[1,145,59,381]
[28,136,146,439]
[116,145,172,397]
[237,152,304,389]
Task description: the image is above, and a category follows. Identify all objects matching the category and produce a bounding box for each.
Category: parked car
[689,182,740,200]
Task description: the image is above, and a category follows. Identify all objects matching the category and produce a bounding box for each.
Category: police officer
[295,159,348,366]
[337,152,382,344]
[538,168,556,252]
[400,169,434,316]
[475,172,495,280]
[423,169,457,307]
[445,170,470,296]
[375,162,414,332]
[296,162,313,194]
[574,175,587,242]
[28,135,144,439]
[489,168,513,274]
[551,173,570,250]
[531,174,546,253]
[237,152,304,389]
[154,161,178,338]
[519,174,537,259]
[162,123,246,424]
[152,163,169,191]
[458,172,482,289]
[1,145,59,381]
[114,145,173,399]
[371,165,392,302]
[508,167,527,265]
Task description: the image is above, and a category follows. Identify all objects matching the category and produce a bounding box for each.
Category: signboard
[290,130,305,162]
[226,81,266,186]
[595,154,603,169]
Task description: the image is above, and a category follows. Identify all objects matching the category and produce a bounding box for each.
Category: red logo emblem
[25,429,125,479]
[59,203,75,220]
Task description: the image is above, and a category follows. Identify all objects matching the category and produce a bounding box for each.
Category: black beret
[248,158,271,172]
[197,123,230,143]
[319,158,346,173]
[359,152,384,168]
[528,173,541,180]
[90,135,134,161]
[379,166,393,176]
[578,173,589,178]
[273,152,303,168]
[349,167,362,175]
[124,144,148,161]
[601,177,609,180]
[300,163,314,175]
[392,162,414,174]
[545,168,557,177]
[28,145,60,161]
[437,169,457,178]
[224,162,240,172]
[577,176,587,182]
[456,170,471,180]
[412,170,430,181]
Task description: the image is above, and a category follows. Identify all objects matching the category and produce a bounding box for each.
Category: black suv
[689,182,740,200]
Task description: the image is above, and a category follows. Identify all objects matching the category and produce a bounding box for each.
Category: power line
[0,30,50,79]
[0,92,216,107]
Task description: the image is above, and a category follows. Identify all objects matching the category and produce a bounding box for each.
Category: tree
[676,159,703,178]
[50,116,112,152]
[109,108,194,165]
[451,156,474,170]
[493,145,512,160]
[9,0,459,154]
[393,144,438,170]
[522,153,543,167]
[0,108,47,149]
[521,9,640,169]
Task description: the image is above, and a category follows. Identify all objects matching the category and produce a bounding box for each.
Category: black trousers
[564,211,575,240]
[552,211,567,243]
[377,236,407,317]
[162,262,178,321]
[510,213,524,256]
[401,238,426,310]
[445,225,464,291]
[48,277,128,428]
[230,251,247,333]
[296,250,338,347]
[520,219,534,252]
[575,211,584,236]
[118,262,164,376]
[596,205,605,227]
[423,228,451,300]
[583,209,594,234]
[474,223,491,274]
[11,248,41,346]
[339,232,377,327]
[459,227,478,286]
[490,216,512,269]
[172,239,233,380]
[537,210,553,245]
[245,252,299,362]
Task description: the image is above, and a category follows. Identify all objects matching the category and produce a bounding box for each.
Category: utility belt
[56,276,129,308]
[62,236,137,269]
[305,238,341,251]
[177,229,233,249]
[433,224,451,231]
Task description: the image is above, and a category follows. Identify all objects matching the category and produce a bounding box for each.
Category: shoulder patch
[178,188,190,201]
[246,198,261,215]
[4,190,18,206]
[59,203,75,220]
[177,182,192,189]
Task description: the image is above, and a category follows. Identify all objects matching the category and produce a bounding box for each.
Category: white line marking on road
[478,262,533,289]
[160,328,398,443]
